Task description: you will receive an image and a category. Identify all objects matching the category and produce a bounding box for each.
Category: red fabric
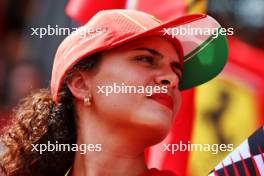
[139,168,176,176]
[65,0,126,25]
[135,0,186,22]
[65,0,186,24]
[227,37,264,80]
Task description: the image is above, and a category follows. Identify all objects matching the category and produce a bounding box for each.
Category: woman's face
[81,36,182,142]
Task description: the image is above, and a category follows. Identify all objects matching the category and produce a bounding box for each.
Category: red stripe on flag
[239,152,250,176]
[230,157,240,176]
[221,162,229,176]
[213,169,219,176]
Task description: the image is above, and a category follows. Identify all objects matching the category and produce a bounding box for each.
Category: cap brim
[110,14,228,90]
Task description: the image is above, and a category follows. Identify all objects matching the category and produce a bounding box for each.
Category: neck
[72,150,147,176]
[72,106,149,176]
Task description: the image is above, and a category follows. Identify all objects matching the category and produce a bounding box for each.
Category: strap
[65,167,72,176]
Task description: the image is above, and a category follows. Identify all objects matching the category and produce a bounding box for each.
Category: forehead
[107,36,180,61]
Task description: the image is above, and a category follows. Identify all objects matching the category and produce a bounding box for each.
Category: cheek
[94,60,150,87]
[90,61,152,122]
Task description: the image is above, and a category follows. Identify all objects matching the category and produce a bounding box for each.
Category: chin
[150,118,172,140]
[143,123,171,146]
[132,110,173,145]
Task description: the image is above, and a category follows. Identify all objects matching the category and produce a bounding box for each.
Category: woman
[0,9,228,176]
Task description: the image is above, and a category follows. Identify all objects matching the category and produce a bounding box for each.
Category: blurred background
[0,0,264,175]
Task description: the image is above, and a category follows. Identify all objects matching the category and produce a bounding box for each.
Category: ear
[66,70,91,101]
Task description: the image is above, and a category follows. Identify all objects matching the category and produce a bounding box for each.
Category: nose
[154,73,179,88]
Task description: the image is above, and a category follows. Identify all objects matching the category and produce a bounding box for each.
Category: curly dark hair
[0,53,102,176]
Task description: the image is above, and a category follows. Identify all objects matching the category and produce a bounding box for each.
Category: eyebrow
[135,48,163,57]
[134,47,183,75]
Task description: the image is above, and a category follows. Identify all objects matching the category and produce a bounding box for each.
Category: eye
[135,55,156,65]
[171,62,183,79]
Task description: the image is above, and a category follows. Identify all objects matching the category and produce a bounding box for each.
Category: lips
[150,93,174,110]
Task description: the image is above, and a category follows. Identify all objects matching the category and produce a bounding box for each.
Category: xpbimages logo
[97,83,168,96]
[162,141,234,154]
[30,25,106,38]
[163,25,234,39]
[31,141,102,154]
